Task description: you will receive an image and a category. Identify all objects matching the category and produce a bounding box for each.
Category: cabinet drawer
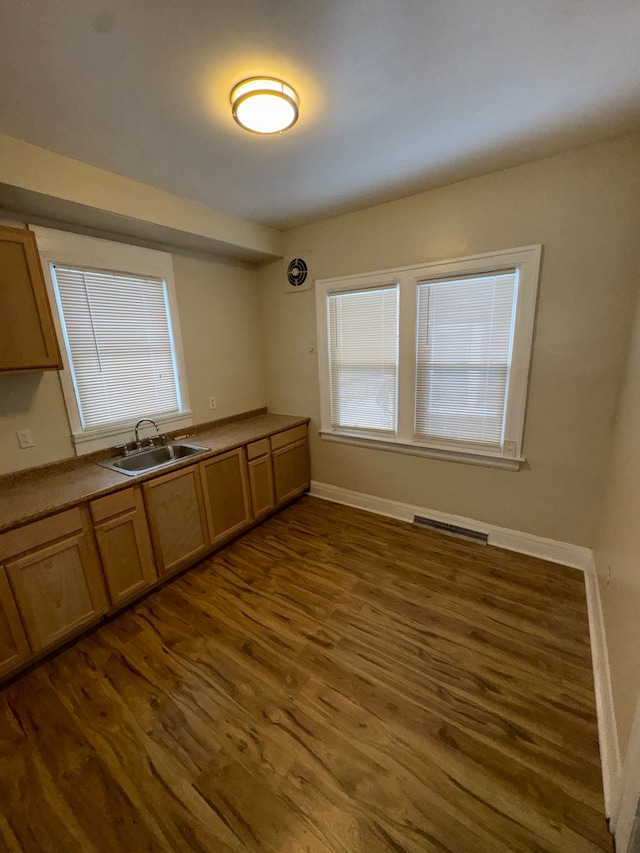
[90,487,137,523]
[0,507,83,562]
[270,424,307,451]
[247,438,270,460]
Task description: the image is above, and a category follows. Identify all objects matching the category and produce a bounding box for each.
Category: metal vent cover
[287,257,308,287]
[284,252,313,292]
[413,515,488,544]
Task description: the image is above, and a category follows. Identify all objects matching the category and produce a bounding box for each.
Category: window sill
[73,411,194,456]
[318,430,524,470]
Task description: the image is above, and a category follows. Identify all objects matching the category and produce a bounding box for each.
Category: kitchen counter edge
[0,412,310,534]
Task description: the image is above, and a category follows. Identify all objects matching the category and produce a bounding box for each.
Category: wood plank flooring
[0,496,612,852]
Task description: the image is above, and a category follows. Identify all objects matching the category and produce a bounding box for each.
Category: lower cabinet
[271,425,311,506]
[0,567,30,678]
[200,448,252,545]
[143,463,209,575]
[90,487,157,606]
[0,420,310,683]
[0,507,107,653]
[247,438,275,520]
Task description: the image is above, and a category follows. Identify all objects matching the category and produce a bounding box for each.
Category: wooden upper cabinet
[0,225,62,372]
[0,566,31,678]
[143,464,209,575]
[90,487,158,607]
[200,448,252,546]
[1,508,108,653]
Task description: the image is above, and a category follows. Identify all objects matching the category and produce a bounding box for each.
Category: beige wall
[0,134,282,262]
[0,233,266,474]
[593,286,640,757]
[259,133,640,546]
[171,253,266,425]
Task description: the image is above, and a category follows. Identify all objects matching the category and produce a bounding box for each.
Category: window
[33,226,192,454]
[414,272,516,447]
[328,286,398,433]
[316,246,541,469]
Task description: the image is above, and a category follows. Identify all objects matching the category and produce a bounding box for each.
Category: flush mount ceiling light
[230,77,299,134]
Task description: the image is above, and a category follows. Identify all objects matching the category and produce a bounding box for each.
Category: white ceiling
[1,0,640,230]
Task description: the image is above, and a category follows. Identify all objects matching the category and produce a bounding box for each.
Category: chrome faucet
[134,418,164,449]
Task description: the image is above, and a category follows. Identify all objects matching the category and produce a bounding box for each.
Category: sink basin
[100,443,209,477]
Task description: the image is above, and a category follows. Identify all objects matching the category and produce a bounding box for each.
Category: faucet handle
[114,444,130,457]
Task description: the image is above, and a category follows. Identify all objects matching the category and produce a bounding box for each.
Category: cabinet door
[91,488,157,606]
[248,455,275,520]
[273,439,309,506]
[143,464,209,575]
[0,225,62,372]
[200,448,252,546]
[0,567,30,678]
[272,439,310,506]
[5,519,107,653]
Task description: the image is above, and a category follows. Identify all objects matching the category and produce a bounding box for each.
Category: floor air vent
[413,515,488,544]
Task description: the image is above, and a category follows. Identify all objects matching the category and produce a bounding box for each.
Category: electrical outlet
[209,396,217,410]
[606,565,612,585]
[16,429,34,449]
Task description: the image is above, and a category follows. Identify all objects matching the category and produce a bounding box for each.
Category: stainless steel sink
[99,443,209,477]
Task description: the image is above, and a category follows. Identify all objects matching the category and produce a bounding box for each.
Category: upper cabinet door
[0,225,62,372]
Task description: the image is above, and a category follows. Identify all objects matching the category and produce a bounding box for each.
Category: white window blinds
[328,285,399,433]
[415,271,517,446]
[51,266,181,430]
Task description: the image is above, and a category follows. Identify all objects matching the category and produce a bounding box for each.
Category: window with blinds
[51,265,182,430]
[327,285,399,433]
[316,246,540,466]
[415,272,517,446]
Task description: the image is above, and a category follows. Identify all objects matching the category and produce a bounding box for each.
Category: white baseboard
[613,694,640,851]
[584,557,622,820]
[309,481,592,569]
[309,480,619,820]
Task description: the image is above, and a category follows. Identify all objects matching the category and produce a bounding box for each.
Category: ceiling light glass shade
[231,77,299,134]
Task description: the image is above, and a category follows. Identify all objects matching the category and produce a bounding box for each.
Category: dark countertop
[0,412,309,534]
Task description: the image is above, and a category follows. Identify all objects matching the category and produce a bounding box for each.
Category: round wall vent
[287,258,308,287]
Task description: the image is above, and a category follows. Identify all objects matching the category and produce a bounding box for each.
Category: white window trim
[316,245,542,470]
[32,225,193,455]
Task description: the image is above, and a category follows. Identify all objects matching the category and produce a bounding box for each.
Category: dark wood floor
[0,497,612,852]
